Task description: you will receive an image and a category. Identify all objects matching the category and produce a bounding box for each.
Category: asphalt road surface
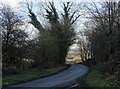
[8,64,89,88]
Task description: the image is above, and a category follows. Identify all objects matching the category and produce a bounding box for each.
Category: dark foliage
[1,5,28,68]
[85,1,120,80]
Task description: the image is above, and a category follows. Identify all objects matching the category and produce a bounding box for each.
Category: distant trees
[1,5,28,68]
[78,37,91,62]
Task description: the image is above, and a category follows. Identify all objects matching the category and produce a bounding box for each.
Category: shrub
[2,67,21,76]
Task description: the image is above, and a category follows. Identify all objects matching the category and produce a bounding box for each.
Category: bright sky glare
[0,0,118,10]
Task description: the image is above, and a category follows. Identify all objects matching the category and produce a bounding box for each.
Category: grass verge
[2,66,67,87]
[85,65,119,87]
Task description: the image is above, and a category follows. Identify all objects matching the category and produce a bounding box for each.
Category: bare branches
[26,2,44,32]
[84,1,120,75]
[61,2,81,25]
[71,14,81,25]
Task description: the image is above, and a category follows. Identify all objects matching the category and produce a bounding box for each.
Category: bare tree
[0,5,28,67]
[85,1,120,76]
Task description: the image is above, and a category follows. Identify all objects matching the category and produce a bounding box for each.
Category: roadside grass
[85,66,119,87]
[2,66,66,87]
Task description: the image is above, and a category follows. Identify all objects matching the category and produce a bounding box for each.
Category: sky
[1,0,118,50]
[0,0,108,50]
[0,0,118,12]
[0,0,91,50]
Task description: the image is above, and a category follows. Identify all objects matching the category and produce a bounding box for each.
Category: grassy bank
[3,66,67,87]
[85,65,119,87]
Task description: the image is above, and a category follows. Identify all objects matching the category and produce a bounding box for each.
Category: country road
[7,64,89,88]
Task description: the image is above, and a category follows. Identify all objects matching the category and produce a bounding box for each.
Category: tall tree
[27,2,80,65]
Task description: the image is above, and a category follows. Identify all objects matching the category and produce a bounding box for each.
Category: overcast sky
[0,0,92,50]
[0,0,112,50]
